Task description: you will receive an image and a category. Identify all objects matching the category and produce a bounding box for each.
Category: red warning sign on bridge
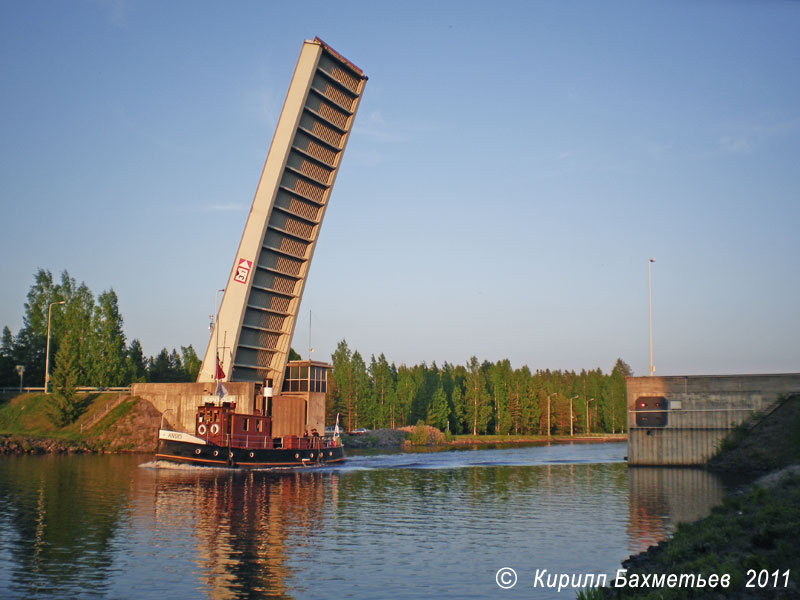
[234,258,252,284]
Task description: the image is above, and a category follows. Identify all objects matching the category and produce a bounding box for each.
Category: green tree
[511,365,537,434]
[181,345,202,381]
[330,339,354,430]
[61,281,94,386]
[465,356,491,435]
[351,351,370,429]
[606,358,630,433]
[49,336,81,426]
[126,339,147,383]
[395,366,417,427]
[146,348,195,383]
[0,326,18,387]
[89,290,127,387]
[450,382,466,433]
[426,383,449,431]
[612,358,633,378]
[368,353,395,429]
[15,269,61,386]
[490,359,513,435]
[409,362,440,424]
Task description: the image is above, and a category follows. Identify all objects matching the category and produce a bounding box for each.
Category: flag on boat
[334,413,340,439]
[215,353,225,380]
[216,380,228,400]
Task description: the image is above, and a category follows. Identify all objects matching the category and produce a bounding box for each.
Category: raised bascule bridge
[133,38,367,437]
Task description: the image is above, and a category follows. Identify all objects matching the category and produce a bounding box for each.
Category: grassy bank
[579,395,800,599]
[0,392,161,453]
[579,470,800,599]
[451,432,626,445]
[341,426,626,449]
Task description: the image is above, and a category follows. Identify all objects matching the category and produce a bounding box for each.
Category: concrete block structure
[134,358,329,435]
[626,373,800,466]
[132,381,256,433]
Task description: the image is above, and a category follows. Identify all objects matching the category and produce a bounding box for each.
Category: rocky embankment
[0,435,93,455]
[340,428,410,448]
[340,424,450,448]
[0,396,165,455]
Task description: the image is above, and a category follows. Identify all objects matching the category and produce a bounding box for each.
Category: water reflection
[627,467,726,552]
[0,455,135,598]
[144,465,339,599]
[0,444,731,599]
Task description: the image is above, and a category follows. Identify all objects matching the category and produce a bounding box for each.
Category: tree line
[2,270,634,436]
[0,269,201,389]
[327,340,632,435]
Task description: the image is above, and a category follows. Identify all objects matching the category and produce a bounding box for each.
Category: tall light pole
[586,397,594,434]
[214,288,225,380]
[16,365,25,393]
[648,258,656,376]
[569,395,578,437]
[308,309,314,359]
[546,392,557,438]
[44,301,65,394]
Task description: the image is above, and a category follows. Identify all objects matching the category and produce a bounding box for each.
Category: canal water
[0,442,729,599]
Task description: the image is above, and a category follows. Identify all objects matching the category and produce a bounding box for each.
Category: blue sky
[2,1,799,376]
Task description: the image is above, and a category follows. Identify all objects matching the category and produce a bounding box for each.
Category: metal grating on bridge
[198,38,366,391]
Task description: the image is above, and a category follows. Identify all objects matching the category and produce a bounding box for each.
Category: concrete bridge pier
[626,373,800,466]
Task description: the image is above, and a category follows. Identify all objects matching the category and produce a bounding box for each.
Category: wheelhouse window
[282,362,328,393]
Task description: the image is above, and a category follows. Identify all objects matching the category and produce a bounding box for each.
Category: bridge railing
[0,386,131,395]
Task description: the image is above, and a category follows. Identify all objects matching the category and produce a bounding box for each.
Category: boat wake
[139,459,338,473]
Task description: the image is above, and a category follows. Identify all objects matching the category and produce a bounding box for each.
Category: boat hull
[156,436,345,469]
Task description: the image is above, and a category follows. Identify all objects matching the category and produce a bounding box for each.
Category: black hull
[156,438,345,469]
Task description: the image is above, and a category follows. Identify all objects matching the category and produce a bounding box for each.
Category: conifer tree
[49,336,81,426]
[395,366,417,428]
[0,326,17,387]
[426,383,449,431]
[126,339,147,382]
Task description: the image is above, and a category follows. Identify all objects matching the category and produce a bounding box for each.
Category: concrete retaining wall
[626,374,800,466]
[131,382,256,433]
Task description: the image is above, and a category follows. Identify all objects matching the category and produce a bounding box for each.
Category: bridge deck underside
[231,50,365,383]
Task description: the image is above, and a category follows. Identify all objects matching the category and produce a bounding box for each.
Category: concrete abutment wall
[626,373,800,466]
[131,382,256,433]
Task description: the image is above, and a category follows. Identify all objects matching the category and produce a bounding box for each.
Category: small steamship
[156,360,344,469]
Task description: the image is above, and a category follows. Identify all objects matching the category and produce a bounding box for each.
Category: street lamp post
[546,392,557,438]
[44,301,65,394]
[648,258,656,376]
[214,288,225,380]
[16,365,25,393]
[569,395,578,437]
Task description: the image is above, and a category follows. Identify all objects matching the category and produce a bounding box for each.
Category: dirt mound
[94,397,164,453]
